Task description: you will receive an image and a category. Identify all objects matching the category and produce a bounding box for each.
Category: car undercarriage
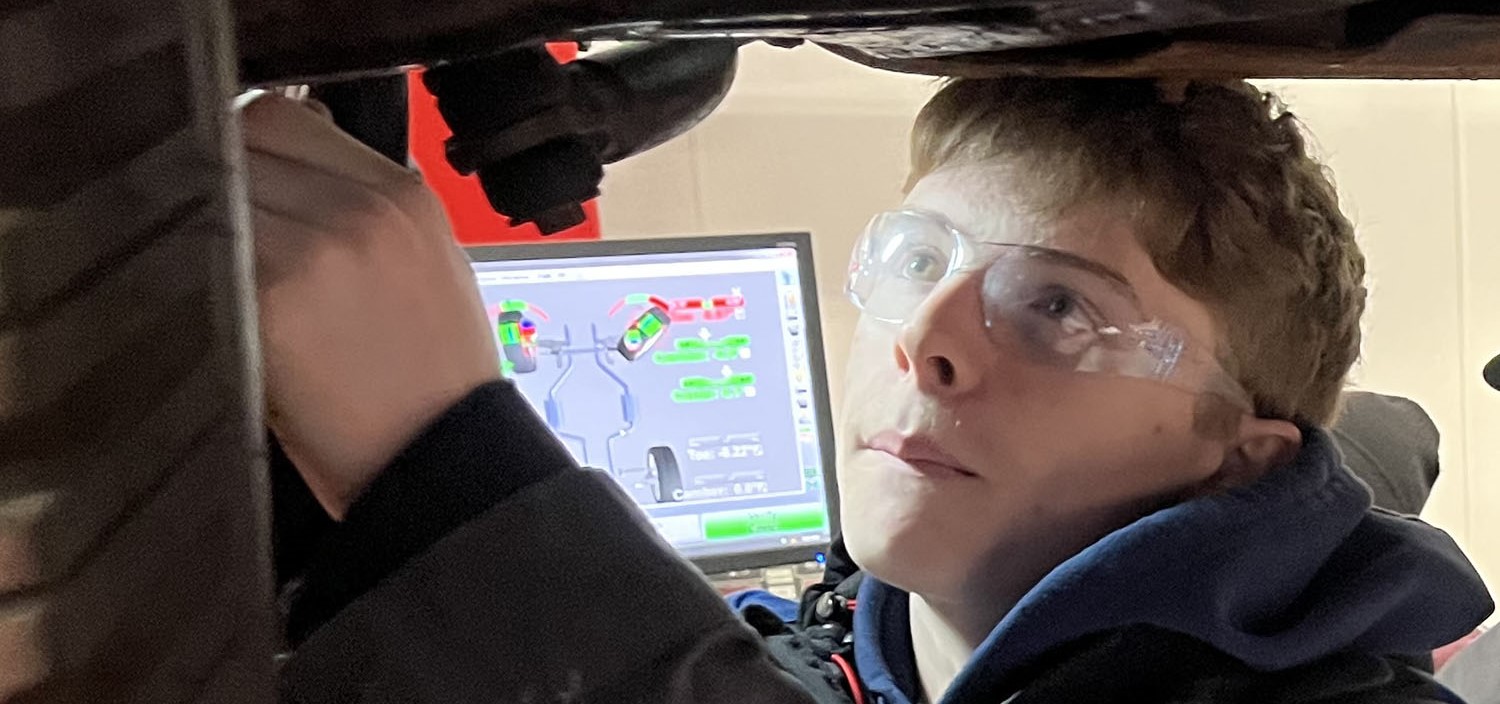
[3,1,1496,700]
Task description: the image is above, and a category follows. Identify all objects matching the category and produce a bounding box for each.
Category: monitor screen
[467,233,838,573]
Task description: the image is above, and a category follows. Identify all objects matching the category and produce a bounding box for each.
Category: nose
[894,276,990,397]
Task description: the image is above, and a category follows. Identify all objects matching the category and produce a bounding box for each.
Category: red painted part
[407,43,602,246]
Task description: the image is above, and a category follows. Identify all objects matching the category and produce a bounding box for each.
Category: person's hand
[242,94,501,519]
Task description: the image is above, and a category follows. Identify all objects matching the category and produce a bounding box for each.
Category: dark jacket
[743,425,1490,704]
[277,382,813,704]
[277,382,1492,704]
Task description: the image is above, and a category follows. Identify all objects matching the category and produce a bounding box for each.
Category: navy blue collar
[853,427,1493,704]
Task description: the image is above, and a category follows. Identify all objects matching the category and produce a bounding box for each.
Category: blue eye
[902,254,943,281]
[887,245,947,283]
[1014,287,1104,357]
[1036,292,1078,319]
[1028,289,1099,328]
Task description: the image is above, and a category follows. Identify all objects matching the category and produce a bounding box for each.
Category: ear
[1209,416,1303,491]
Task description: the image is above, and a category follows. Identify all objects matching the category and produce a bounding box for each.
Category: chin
[844,521,967,597]
[837,444,992,593]
[840,484,969,596]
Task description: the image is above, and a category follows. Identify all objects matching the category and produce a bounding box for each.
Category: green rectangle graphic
[639,315,663,336]
[654,351,709,365]
[702,507,827,540]
[672,389,718,403]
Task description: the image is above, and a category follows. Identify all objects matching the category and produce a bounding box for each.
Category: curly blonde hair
[909,78,1366,426]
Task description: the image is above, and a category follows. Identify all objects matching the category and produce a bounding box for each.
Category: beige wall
[597,44,1500,600]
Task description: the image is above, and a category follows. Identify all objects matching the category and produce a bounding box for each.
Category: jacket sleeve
[278,381,815,704]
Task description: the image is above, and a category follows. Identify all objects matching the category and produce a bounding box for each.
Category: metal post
[0,0,274,700]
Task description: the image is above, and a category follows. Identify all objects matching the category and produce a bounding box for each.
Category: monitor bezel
[467,233,842,575]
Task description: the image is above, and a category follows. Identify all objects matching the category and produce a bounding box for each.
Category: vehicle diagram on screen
[484,276,810,508]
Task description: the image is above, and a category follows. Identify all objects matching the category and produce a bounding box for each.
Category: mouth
[860,430,979,480]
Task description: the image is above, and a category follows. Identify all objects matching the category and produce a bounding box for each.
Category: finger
[240,94,417,192]
[301,97,335,122]
[246,148,403,234]
[251,207,324,291]
[233,88,272,112]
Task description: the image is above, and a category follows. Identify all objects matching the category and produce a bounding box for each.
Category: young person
[787,77,1494,703]
[246,77,1493,704]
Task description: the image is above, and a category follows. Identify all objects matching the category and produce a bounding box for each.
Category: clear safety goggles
[846,209,1252,411]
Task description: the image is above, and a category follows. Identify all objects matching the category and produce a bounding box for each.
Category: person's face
[837,163,1249,605]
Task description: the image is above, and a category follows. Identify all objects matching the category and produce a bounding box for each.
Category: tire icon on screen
[647,445,684,503]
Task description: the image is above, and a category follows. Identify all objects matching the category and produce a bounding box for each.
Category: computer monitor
[466,233,839,574]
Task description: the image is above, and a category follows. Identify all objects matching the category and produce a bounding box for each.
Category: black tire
[647,445,684,503]
[0,1,272,700]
